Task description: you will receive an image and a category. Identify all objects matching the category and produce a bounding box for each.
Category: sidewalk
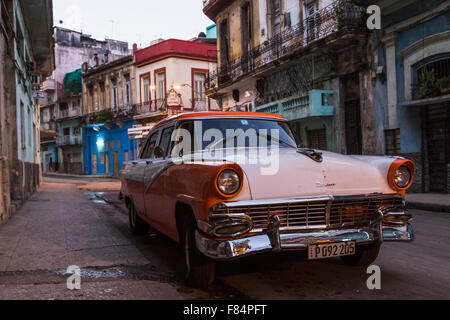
[43,172,119,180]
[0,180,184,300]
[406,193,450,213]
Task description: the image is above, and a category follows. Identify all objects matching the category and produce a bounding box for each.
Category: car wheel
[340,243,381,266]
[181,215,216,288]
[129,202,149,235]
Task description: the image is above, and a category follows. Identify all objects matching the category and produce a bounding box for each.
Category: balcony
[202,0,233,20]
[56,135,82,147]
[255,90,335,121]
[41,79,56,92]
[206,0,366,92]
[191,97,209,111]
[41,122,58,132]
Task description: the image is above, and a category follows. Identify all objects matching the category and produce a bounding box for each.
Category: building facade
[358,0,450,193]
[0,0,54,223]
[204,0,379,155]
[82,55,137,176]
[39,27,129,174]
[131,38,219,144]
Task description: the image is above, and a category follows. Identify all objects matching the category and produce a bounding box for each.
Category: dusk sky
[53,0,215,48]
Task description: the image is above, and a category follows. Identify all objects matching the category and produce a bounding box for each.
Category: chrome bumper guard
[196,195,414,261]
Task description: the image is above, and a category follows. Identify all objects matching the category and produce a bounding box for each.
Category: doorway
[105,152,110,175]
[426,103,450,193]
[345,99,363,155]
[113,151,119,176]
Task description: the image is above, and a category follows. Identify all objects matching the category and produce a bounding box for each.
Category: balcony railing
[206,0,365,91]
[191,97,209,111]
[135,99,166,115]
[56,135,82,147]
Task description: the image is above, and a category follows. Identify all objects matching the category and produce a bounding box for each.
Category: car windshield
[174,118,298,153]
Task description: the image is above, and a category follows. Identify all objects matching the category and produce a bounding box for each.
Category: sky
[53,0,215,48]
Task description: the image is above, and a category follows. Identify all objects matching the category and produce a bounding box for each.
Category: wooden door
[92,153,97,175]
[345,99,362,155]
[426,103,450,193]
[105,152,110,175]
[113,151,119,176]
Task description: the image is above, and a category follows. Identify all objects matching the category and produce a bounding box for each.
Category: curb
[43,173,119,180]
[406,202,450,213]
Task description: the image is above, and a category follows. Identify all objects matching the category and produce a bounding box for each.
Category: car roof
[154,111,286,128]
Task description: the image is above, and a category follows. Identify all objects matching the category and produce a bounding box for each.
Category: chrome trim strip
[213,194,403,209]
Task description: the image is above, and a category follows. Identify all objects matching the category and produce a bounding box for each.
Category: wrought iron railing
[206,0,366,91]
[56,135,82,147]
[135,99,167,115]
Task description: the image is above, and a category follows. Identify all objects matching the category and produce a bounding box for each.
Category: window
[124,151,129,162]
[385,129,401,155]
[142,76,150,104]
[100,153,105,165]
[110,140,115,150]
[105,141,109,151]
[111,79,118,109]
[307,127,327,150]
[270,0,282,36]
[117,140,121,150]
[304,1,318,42]
[413,55,450,99]
[156,71,166,100]
[219,19,230,67]
[125,81,131,106]
[194,73,206,101]
[241,2,252,62]
[158,127,174,158]
[73,127,81,136]
[140,130,160,159]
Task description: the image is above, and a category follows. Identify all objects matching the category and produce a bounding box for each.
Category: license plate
[308,241,356,260]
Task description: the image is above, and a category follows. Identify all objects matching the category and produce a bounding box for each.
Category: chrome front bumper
[196,195,414,261]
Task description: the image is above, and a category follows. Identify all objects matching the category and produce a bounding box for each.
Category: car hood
[189,148,396,200]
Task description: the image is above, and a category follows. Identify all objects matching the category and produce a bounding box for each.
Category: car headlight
[217,169,241,196]
[394,166,411,188]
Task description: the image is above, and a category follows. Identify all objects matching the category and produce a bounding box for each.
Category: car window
[140,130,160,159]
[158,127,174,159]
[172,121,194,158]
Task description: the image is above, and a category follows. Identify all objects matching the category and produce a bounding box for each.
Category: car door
[127,129,160,219]
[144,125,175,228]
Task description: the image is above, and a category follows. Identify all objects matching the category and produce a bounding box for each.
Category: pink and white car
[121,112,415,287]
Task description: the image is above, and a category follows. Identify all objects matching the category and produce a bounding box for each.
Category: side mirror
[154,146,165,158]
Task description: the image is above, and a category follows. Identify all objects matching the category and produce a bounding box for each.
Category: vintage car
[120,112,415,287]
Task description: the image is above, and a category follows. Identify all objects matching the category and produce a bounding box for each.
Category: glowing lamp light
[96,138,105,150]
[172,84,182,90]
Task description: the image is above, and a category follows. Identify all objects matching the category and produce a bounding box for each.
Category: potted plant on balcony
[437,76,450,95]
[333,0,345,30]
[413,68,440,99]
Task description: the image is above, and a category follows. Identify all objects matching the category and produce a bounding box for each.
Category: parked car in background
[120,112,415,287]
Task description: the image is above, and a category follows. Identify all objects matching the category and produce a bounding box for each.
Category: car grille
[210,196,404,232]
